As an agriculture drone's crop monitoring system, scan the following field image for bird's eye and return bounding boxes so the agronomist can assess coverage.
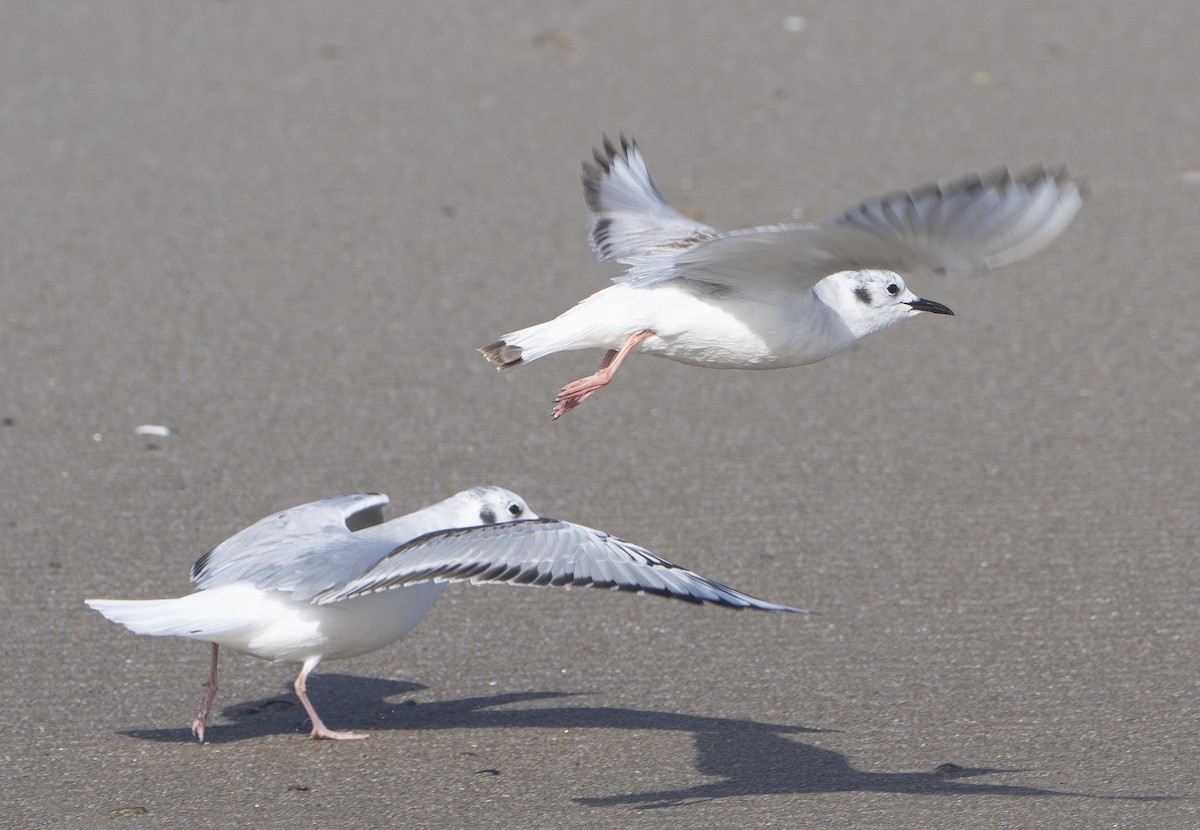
[508,503,523,517]
[886,283,900,296]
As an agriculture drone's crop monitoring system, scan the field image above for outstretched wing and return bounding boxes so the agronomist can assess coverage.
[313,518,804,613]
[583,134,718,270]
[190,493,390,590]
[622,165,1083,290]
[829,164,1084,274]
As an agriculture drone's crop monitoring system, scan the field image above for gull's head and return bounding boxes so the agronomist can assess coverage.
[817,270,954,338]
[447,485,539,527]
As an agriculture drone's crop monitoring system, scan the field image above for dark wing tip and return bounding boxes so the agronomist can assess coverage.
[588,132,637,173]
[966,163,1085,199]
[1024,162,1088,198]
[582,131,638,209]
[190,547,215,582]
[601,133,618,162]
[846,162,1085,227]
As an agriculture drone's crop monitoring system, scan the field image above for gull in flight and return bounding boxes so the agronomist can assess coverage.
[86,486,800,741]
[481,135,1083,418]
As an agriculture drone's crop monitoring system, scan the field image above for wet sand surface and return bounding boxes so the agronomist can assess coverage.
[1,3,1196,828]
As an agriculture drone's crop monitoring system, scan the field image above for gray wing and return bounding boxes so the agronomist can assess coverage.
[621,165,1083,289]
[583,134,718,267]
[312,518,805,613]
[189,493,390,592]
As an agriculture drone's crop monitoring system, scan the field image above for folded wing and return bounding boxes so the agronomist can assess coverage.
[190,493,391,592]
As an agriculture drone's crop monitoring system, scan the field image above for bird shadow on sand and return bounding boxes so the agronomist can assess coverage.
[122,673,1171,808]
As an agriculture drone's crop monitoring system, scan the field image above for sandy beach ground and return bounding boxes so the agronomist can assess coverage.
[1,3,1195,828]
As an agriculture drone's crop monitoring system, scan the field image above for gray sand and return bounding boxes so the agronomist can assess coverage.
[1,3,1195,828]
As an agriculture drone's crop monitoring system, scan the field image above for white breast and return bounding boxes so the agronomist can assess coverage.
[630,282,858,369]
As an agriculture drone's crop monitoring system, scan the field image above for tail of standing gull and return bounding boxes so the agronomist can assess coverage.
[85,585,268,641]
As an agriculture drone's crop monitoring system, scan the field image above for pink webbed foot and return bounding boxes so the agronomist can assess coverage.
[294,656,369,741]
[550,330,655,420]
[308,724,371,741]
[552,373,610,419]
[190,712,210,742]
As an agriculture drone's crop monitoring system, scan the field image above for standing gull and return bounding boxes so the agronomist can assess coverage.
[86,486,801,741]
[480,135,1084,418]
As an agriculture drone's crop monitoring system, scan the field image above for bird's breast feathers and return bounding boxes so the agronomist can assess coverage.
[629,282,853,369]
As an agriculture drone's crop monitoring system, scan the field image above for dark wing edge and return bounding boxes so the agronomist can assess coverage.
[833,164,1085,275]
[664,163,1084,291]
[583,133,718,267]
[312,518,806,613]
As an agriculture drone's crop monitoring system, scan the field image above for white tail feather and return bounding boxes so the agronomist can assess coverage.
[481,317,591,369]
[85,585,270,640]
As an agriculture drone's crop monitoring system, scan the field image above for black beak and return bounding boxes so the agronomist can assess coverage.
[906,297,955,316]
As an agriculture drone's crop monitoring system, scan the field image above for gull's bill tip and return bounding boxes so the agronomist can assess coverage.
[906,297,955,316]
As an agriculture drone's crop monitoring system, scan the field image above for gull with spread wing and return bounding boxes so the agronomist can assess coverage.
[481,135,1084,418]
[86,486,801,741]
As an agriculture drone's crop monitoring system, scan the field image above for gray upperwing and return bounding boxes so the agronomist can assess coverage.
[584,134,718,266]
[633,164,1083,290]
[190,493,391,591]
[312,518,806,613]
[831,164,1084,275]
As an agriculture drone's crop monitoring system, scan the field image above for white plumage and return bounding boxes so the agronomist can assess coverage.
[481,134,1083,418]
[87,486,800,741]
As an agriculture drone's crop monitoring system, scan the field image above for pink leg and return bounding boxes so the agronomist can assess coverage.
[191,643,219,742]
[552,329,655,420]
[295,657,369,740]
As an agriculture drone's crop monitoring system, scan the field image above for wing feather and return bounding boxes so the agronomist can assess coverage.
[189,493,390,590]
[619,164,1083,290]
[312,518,803,613]
[583,134,718,266]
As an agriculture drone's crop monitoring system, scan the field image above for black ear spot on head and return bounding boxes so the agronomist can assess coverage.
[479,507,497,524]
[854,286,872,305]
